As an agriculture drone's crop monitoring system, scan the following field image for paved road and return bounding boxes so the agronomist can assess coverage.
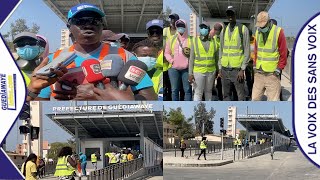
[164,146,320,180]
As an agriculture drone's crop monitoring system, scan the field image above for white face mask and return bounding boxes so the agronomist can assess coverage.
[137,56,156,71]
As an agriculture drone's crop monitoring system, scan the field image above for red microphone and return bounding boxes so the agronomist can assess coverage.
[81,59,105,89]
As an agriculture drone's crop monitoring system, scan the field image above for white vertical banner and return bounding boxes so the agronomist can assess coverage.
[293,12,320,167]
[0,35,26,144]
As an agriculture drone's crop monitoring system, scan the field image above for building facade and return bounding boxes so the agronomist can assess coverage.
[61,29,70,49]
[189,12,197,37]
[227,106,237,138]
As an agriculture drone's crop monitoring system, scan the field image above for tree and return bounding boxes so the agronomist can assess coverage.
[163,6,172,28]
[194,102,216,135]
[46,139,75,160]
[3,18,40,50]
[239,130,247,140]
[166,107,195,139]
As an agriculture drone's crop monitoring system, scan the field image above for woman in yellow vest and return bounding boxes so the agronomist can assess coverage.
[21,153,38,180]
[165,19,192,101]
[54,146,77,180]
[197,137,207,160]
[189,22,219,101]
[91,152,98,170]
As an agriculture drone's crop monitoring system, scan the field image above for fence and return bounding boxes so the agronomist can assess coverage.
[88,158,143,180]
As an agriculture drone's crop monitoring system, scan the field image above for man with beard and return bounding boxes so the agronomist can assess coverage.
[33,3,157,101]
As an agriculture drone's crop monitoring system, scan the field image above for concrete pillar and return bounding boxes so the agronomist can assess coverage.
[75,125,80,155]
[254,0,259,32]
[199,0,202,25]
[140,120,144,155]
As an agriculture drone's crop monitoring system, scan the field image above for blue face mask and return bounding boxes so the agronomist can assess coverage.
[259,26,269,33]
[200,28,209,36]
[137,56,156,71]
[16,45,42,60]
[177,27,186,34]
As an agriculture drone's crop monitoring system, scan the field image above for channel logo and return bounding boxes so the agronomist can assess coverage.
[0,73,16,110]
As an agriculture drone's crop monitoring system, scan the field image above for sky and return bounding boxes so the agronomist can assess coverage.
[0,0,318,52]
[163,101,292,134]
[6,101,162,151]
[163,0,320,37]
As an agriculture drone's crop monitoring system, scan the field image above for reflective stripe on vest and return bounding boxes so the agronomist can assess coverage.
[200,140,207,149]
[22,71,30,86]
[193,37,217,73]
[120,154,128,163]
[256,24,281,72]
[91,154,97,163]
[170,34,192,53]
[54,156,75,177]
[49,44,126,97]
[221,25,244,68]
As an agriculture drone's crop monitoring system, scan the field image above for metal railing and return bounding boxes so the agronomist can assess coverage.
[44,161,56,176]
[88,158,143,180]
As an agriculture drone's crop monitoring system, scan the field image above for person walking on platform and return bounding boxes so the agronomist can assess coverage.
[54,147,77,180]
[198,137,208,160]
[180,139,187,157]
[91,152,98,170]
[79,152,87,176]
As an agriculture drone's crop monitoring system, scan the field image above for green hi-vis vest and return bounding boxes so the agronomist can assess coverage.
[193,37,217,73]
[91,154,97,163]
[170,34,193,54]
[54,156,75,177]
[105,153,117,164]
[221,25,245,68]
[22,71,30,86]
[255,24,281,73]
[200,140,207,149]
[120,154,128,163]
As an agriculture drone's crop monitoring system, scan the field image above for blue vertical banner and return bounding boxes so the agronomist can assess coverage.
[0,0,25,179]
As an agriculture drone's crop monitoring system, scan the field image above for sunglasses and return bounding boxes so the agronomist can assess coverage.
[70,17,103,26]
[15,39,46,48]
[148,28,162,36]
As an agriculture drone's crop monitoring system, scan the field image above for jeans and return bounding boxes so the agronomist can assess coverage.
[81,162,87,176]
[193,72,216,101]
[221,68,246,101]
[168,68,192,101]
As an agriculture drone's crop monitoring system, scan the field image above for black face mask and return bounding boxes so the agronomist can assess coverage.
[17,58,41,72]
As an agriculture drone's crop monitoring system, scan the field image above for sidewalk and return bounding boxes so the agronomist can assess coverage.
[164,149,235,167]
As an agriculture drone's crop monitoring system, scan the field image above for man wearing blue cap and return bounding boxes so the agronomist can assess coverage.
[31,3,157,101]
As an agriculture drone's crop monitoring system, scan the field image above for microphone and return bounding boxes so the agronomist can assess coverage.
[117,60,148,91]
[100,54,124,88]
[81,59,105,89]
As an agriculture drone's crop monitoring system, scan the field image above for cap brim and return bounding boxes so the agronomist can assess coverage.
[13,33,38,43]
[226,9,235,14]
[68,8,105,19]
[147,25,163,30]
[108,34,125,41]
[255,21,267,28]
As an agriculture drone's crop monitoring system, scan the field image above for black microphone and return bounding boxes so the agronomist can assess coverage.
[100,54,124,88]
[117,60,148,91]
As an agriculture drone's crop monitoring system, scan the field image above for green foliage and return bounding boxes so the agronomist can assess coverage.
[194,102,216,135]
[46,138,75,160]
[163,6,172,28]
[239,130,247,140]
[166,107,195,139]
[3,18,40,50]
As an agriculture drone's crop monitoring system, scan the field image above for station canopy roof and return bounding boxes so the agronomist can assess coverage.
[46,110,163,144]
[237,114,291,137]
[184,0,275,19]
[43,0,163,34]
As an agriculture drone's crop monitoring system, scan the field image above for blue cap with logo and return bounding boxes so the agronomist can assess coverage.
[68,3,105,20]
[146,19,163,30]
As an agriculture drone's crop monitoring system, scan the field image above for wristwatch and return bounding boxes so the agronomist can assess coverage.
[28,89,39,100]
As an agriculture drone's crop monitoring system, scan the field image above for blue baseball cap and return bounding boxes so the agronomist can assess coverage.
[146,19,163,30]
[68,3,105,20]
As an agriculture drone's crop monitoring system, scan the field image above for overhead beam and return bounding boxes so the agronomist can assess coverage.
[118,117,130,135]
[184,0,198,14]
[88,117,107,137]
[44,0,67,23]
[105,14,161,17]
[121,0,124,32]
[214,0,221,18]
[136,0,147,32]
[153,116,162,140]
[239,0,243,17]
[201,0,212,18]
[157,9,163,19]
[103,118,117,135]
[133,116,140,129]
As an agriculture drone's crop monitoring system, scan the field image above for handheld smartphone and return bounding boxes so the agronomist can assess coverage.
[36,51,77,77]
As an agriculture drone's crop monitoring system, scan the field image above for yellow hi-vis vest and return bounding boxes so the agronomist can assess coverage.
[22,71,30,85]
[221,25,245,68]
[200,140,207,149]
[152,50,163,94]
[193,37,217,73]
[120,154,128,163]
[105,153,117,164]
[54,156,75,177]
[91,154,97,163]
[255,24,281,72]
[170,34,192,53]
